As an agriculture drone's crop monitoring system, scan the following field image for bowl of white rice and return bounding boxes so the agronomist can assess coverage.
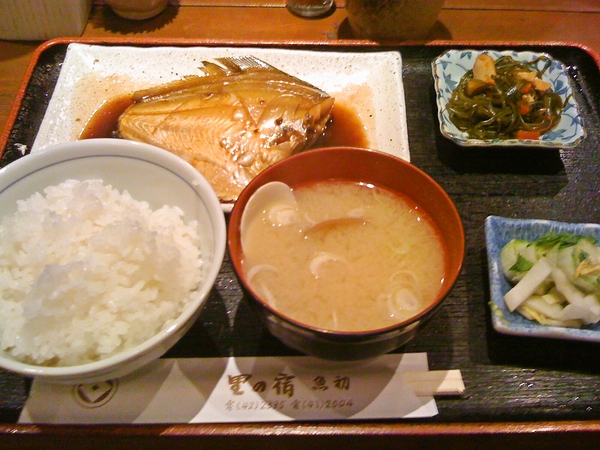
[0,138,226,383]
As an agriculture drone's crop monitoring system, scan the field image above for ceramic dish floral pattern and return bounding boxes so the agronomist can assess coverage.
[432,49,585,148]
[485,215,600,341]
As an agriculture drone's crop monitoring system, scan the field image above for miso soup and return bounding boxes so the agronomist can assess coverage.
[242,181,447,332]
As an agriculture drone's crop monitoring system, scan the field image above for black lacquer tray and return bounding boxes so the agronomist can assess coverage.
[1,38,600,439]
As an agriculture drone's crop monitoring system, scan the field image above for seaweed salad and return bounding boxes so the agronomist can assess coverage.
[446,54,568,140]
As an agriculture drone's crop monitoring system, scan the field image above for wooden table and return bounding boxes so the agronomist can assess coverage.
[1,1,600,448]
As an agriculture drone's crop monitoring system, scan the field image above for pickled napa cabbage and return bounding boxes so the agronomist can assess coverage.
[500,232,600,328]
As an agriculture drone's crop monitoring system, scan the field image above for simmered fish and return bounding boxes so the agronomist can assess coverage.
[118,56,335,201]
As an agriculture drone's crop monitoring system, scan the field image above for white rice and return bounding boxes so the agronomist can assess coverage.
[0,179,203,367]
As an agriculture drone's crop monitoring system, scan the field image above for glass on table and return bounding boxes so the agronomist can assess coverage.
[346,0,445,40]
[287,0,334,18]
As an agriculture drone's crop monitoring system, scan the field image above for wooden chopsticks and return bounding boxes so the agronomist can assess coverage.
[402,370,465,396]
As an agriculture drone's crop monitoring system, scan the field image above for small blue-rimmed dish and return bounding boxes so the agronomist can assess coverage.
[432,49,585,148]
[485,215,600,342]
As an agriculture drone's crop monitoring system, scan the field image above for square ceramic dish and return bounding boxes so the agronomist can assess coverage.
[485,215,600,342]
[432,49,585,148]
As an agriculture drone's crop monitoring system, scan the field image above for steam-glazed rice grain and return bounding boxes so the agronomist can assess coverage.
[0,179,203,366]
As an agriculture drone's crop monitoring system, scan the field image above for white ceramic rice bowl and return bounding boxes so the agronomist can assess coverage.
[0,139,226,383]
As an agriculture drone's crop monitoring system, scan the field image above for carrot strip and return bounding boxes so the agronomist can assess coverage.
[515,130,541,140]
[518,102,531,115]
[520,83,532,94]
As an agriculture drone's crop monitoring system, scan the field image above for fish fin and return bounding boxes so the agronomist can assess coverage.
[217,56,274,71]
[200,56,276,76]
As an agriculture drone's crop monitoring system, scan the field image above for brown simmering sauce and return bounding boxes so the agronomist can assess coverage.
[315,102,369,149]
[80,95,134,140]
[80,97,369,149]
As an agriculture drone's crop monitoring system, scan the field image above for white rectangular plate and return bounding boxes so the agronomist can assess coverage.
[32,44,410,164]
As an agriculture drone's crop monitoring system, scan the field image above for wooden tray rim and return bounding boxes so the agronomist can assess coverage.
[2,37,600,444]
